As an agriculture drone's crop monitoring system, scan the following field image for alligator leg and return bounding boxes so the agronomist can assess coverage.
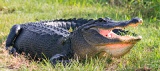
[6,25,21,56]
[50,54,71,66]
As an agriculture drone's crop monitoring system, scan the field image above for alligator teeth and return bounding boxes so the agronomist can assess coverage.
[124,35,142,39]
[129,23,139,27]
[113,27,124,30]
[107,34,111,37]
[129,19,143,27]
[125,35,133,37]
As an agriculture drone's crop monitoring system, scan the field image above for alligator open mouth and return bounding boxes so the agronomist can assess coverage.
[99,28,142,41]
[98,18,143,42]
[98,22,142,49]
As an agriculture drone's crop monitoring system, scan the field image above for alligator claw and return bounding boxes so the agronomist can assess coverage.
[9,48,18,57]
[6,47,9,50]
[50,54,71,66]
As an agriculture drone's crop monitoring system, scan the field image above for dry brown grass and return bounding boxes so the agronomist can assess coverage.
[0,42,39,71]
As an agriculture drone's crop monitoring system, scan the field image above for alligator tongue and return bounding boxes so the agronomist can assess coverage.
[99,29,116,38]
[99,29,133,48]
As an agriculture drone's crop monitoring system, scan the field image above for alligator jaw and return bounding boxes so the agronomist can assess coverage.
[97,21,142,57]
[97,28,142,57]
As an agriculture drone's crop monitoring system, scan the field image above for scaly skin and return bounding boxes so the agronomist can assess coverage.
[6,17,143,65]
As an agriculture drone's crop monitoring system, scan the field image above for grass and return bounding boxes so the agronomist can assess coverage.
[0,0,160,71]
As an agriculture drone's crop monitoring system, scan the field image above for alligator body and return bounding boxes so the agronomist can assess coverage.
[6,17,143,65]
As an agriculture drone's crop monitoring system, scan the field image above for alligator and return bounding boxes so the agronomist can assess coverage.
[6,17,143,65]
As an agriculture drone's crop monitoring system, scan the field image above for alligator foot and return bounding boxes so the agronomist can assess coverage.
[6,46,10,51]
[9,48,18,57]
[50,54,71,66]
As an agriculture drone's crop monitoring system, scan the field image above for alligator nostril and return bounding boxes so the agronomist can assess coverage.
[138,19,143,24]
[131,18,143,24]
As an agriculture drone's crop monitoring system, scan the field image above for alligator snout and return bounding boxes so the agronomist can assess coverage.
[128,18,143,27]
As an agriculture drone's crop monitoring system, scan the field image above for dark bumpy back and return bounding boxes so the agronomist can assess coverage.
[13,18,93,59]
[14,23,71,59]
[39,18,94,31]
[20,23,70,37]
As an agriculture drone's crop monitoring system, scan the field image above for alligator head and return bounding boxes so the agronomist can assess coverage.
[72,17,143,58]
